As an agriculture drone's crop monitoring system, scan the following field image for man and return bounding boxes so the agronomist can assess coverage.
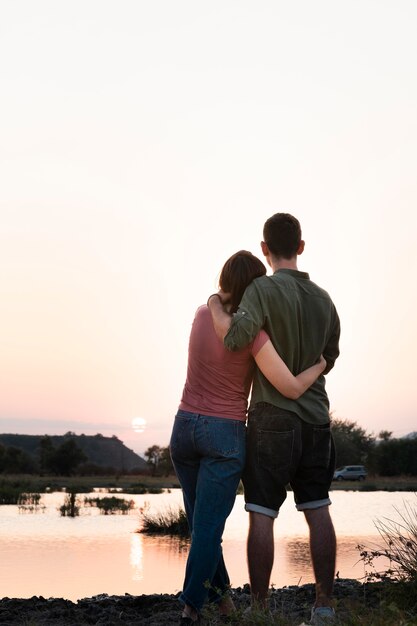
[208,213,340,625]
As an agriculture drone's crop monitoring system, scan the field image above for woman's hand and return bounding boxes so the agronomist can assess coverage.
[207,290,231,308]
[217,289,231,304]
[319,354,327,372]
[206,290,233,340]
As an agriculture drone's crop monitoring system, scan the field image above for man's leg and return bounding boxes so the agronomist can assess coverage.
[244,407,299,607]
[303,506,336,607]
[247,511,275,605]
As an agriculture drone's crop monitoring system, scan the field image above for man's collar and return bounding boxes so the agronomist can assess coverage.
[273,268,310,280]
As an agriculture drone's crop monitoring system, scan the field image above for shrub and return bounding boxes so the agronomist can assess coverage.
[84,496,135,515]
[18,493,45,513]
[59,491,81,517]
[0,482,23,504]
[138,503,189,537]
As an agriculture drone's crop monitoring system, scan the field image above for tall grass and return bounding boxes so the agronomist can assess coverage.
[138,503,189,536]
[357,497,417,620]
[84,496,135,514]
[17,492,45,513]
[358,498,417,583]
[59,491,81,517]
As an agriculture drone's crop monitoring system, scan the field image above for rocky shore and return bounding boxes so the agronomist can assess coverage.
[0,579,391,625]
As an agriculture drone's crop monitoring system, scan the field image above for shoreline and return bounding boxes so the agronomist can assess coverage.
[2,473,417,494]
[0,579,396,625]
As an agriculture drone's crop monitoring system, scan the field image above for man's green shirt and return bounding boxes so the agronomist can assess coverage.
[224,269,340,424]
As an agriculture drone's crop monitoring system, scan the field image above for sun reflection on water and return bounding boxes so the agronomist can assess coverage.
[130,533,144,581]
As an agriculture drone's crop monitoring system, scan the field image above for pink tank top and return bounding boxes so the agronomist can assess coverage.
[179,305,269,421]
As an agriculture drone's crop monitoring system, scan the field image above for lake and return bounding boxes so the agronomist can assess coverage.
[0,489,412,601]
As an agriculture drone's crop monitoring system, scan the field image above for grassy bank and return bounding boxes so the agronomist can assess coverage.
[0,473,416,498]
[329,475,417,492]
[0,473,181,503]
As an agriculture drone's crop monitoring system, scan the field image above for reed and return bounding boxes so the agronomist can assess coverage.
[358,498,417,584]
[138,504,189,536]
[84,495,135,514]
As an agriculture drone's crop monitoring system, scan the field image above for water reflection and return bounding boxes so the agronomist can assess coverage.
[283,538,312,585]
[0,490,411,600]
[282,535,390,586]
[130,534,143,581]
[130,533,191,588]
[286,538,311,568]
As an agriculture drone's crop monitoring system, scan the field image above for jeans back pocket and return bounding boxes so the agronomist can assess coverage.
[257,428,295,471]
[203,418,244,457]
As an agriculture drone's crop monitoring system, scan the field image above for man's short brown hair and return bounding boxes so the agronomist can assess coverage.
[263,213,301,259]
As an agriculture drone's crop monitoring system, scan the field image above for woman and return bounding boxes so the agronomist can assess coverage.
[170,251,326,625]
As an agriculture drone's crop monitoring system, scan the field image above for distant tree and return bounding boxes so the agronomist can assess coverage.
[51,439,87,475]
[144,445,163,476]
[1,446,36,474]
[378,430,393,441]
[143,445,174,476]
[371,438,417,476]
[0,443,5,472]
[159,446,175,476]
[39,436,55,474]
[331,418,375,467]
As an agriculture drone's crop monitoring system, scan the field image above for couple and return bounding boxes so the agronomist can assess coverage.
[170,213,340,625]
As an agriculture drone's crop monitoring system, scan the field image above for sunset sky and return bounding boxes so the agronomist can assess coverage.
[1,1,416,456]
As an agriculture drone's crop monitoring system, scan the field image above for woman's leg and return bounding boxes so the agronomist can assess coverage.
[170,411,203,520]
[208,553,236,615]
[170,412,201,621]
[180,416,246,612]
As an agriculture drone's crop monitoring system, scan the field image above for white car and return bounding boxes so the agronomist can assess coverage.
[333,465,367,481]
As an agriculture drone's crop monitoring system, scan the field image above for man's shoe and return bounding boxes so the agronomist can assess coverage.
[309,606,336,624]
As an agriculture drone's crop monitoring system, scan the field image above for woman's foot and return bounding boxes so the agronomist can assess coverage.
[180,604,200,624]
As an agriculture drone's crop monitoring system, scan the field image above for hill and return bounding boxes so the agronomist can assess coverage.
[0,432,148,472]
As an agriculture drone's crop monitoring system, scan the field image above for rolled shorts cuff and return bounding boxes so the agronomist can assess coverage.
[244,502,279,519]
[296,497,332,511]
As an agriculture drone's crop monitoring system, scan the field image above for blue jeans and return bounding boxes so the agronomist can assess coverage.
[170,410,246,612]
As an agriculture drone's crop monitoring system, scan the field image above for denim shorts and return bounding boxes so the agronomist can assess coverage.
[243,403,335,518]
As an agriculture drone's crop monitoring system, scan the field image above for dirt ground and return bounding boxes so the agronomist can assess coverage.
[0,579,389,625]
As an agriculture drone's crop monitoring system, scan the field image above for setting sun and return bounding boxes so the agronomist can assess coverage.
[131,417,147,434]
